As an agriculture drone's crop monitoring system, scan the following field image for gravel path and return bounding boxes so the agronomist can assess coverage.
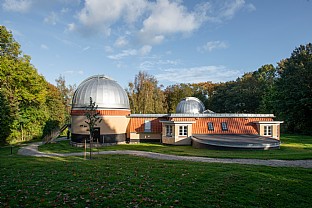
[17,142,312,169]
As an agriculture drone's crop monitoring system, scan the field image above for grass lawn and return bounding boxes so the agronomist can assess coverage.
[39,134,312,160]
[0,152,312,207]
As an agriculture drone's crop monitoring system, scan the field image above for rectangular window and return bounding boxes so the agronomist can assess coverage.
[179,126,188,136]
[166,125,173,137]
[221,122,228,131]
[264,125,272,136]
[208,122,214,131]
[144,120,151,132]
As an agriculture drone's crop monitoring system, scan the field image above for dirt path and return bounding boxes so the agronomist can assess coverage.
[17,142,312,169]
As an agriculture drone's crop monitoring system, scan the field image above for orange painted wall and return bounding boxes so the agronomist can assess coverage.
[129,117,274,135]
[71,109,130,116]
[129,117,163,133]
[192,117,273,134]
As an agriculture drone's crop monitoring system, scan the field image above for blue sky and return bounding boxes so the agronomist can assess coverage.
[1,0,312,88]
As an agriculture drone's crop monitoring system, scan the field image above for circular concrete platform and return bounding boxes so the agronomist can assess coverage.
[192,134,280,150]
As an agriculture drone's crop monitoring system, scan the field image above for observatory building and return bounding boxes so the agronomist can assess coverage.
[71,75,130,143]
[71,75,283,150]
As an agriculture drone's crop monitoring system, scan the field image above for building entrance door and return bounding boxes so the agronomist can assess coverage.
[93,127,100,142]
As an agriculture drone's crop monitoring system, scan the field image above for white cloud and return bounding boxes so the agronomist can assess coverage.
[2,0,32,13]
[74,0,255,45]
[114,36,128,48]
[40,44,49,50]
[205,0,256,23]
[155,66,242,83]
[139,0,204,44]
[107,45,152,60]
[140,59,180,71]
[66,23,76,31]
[198,41,228,52]
[44,12,59,25]
[139,45,152,56]
[107,49,137,60]
[77,0,147,34]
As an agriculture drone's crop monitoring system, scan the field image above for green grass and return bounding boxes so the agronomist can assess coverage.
[0,153,311,207]
[39,134,312,160]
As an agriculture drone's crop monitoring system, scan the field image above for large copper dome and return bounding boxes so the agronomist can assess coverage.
[72,75,130,109]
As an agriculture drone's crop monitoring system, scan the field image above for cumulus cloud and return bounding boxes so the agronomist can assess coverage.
[74,0,255,46]
[2,0,32,13]
[77,0,147,34]
[138,0,205,44]
[198,41,228,52]
[155,65,242,83]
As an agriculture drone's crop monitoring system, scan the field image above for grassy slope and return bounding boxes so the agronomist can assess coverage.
[39,134,312,160]
[0,154,311,208]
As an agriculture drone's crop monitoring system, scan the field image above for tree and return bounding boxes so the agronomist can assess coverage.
[55,75,76,121]
[127,71,166,114]
[84,97,102,159]
[0,91,12,144]
[0,26,69,143]
[273,43,312,134]
[0,25,21,58]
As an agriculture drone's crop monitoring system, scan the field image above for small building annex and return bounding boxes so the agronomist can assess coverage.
[71,75,283,150]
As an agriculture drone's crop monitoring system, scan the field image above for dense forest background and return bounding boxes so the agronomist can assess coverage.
[1,25,311,144]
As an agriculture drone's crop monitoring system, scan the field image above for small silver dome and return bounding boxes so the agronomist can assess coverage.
[176,97,205,114]
[72,75,130,109]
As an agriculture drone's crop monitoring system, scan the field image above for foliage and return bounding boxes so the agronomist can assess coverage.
[0,153,311,207]
[209,64,277,113]
[127,71,166,113]
[0,91,12,144]
[55,75,76,121]
[273,43,312,134]
[84,97,102,134]
[84,97,102,158]
[0,26,67,143]
[0,25,21,58]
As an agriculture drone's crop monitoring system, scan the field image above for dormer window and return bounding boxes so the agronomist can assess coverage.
[221,122,228,131]
[208,122,214,131]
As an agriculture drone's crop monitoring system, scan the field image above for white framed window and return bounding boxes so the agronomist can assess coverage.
[166,125,173,137]
[208,122,214,131]
[221,122,228,131]
[264,125,272,136]
[179,126,187,136]
[144,120,151,132]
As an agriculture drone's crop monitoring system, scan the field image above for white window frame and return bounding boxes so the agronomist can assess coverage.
[179,125,188,136]
[144,120,151,132]
[264,125,272,136]
[166,125,173,137]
